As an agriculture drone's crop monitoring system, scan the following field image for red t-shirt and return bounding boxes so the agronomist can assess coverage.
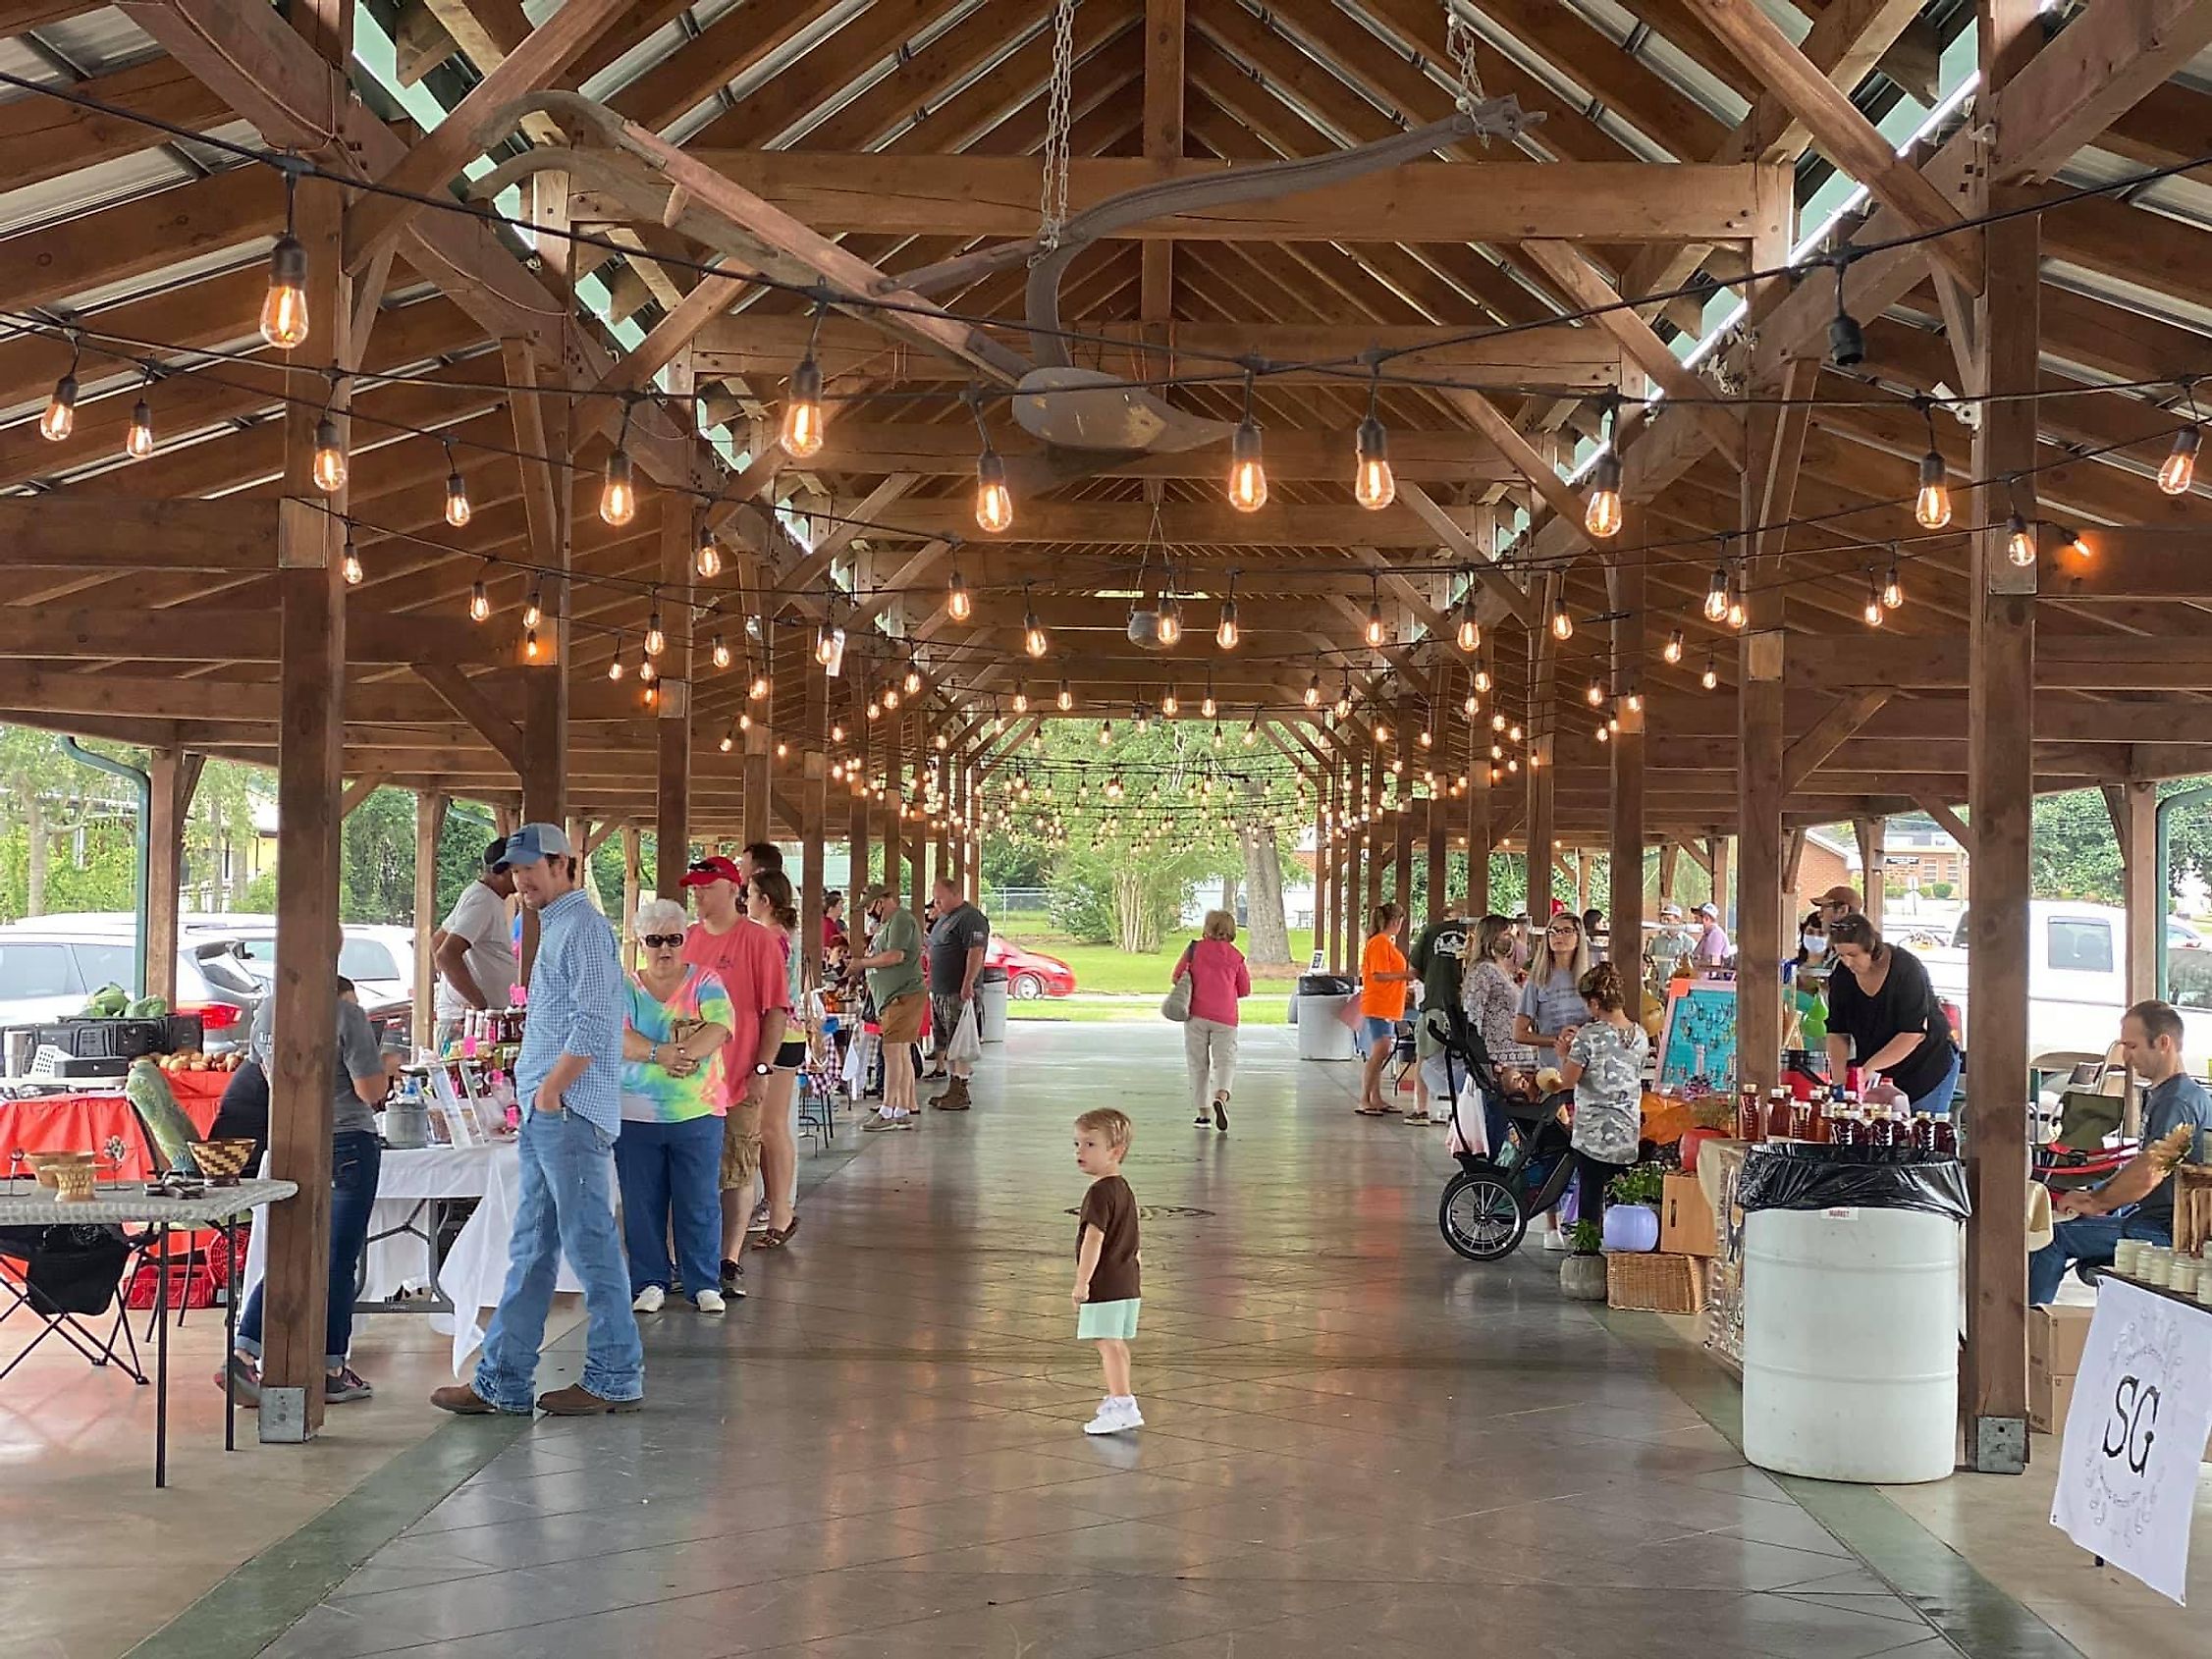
[681,917,791,1082]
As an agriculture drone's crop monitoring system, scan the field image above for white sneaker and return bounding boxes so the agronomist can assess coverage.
[693,1290,726,1313]
[1083,1397,1143,1436]
[632,1284,666,1312]
[1540,1230,1570,1253]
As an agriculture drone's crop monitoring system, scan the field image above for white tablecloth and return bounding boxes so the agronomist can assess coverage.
[241,1141,583,1375]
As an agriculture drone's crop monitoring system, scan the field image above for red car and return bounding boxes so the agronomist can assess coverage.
[985,936,1077,999]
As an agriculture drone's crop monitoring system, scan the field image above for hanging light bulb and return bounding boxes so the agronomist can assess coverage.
[1474,661,1491,694]
[1202,677,1217,721]
[1583,450,1623,538]
[1549,597,1573,641]
[468,579,490,622]
[1701,652,1719,691]
[1374,718,1391,744]
[524,625,540,660]
[1334,673,1354,720]
[974,443,1013,534]
[695,532,722,580]
[1245,714,1261,748]
[1881,559,1904,611]
[1594,722,1609,744]
[903,663,923,696]
[749,666,771,701]
[1157,592,1182,646]
[1161,685,1179,717]
[881,684,897,709]
[1013,688,1030,715]
[1455,595,1480,654]
[1464,689,1480,717]
[1216,591,1240,651]
[1304,673,1322,709]
[260,176,311,348]
[781,338,825,458]
[1625,686,1644,715]
[444,462,471,528]
[1211,722,1224,750]
[341,533,363,587]
[2061,524,2092,561]
[1915,448,1950,529]
[127,393,154,459]
[608,640,625,681]
[1585,678,1605,708]
[643,677,660,710]
[601,446,636,526]
[1023,593,1049,659]
[1725,582,1746,631]
[1057,679,1073,712]
[1863,574,1884,627]
[1353,406,1394,510]
[2159,425,2200,496]
[1098,719,1113,747]
[2006,510,2035,568]
[1663,627,1684,666]
[1703,565,1729,622]
[720,728,736,754]
[1417,724,1432,749]
[1228,370,1267,511]
[711,633,731,669]
[644,608,667,658]
[864,698,881,721]
[37,351,77,442]
[1364,584,1386,648]
[521,586,542,629]
[1491,711,1506,732]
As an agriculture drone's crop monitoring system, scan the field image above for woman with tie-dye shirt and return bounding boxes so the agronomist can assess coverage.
[614,898,735,1312]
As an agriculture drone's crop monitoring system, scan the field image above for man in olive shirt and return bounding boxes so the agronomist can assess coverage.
[1406,891,1471,1125]
[854,883,926,1131]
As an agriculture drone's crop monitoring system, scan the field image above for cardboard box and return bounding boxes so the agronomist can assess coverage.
[2028,1305,2094,1376]
[2029,1362,2077,1435]
[1660,1172,1718,1258]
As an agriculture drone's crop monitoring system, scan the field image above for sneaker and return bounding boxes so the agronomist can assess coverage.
[1195,1112,1213,1126]
[694,1290,727,1313]
[1083,1397,1144,1436]
[863,1111,912,1132]
[535,1383,643,1416]
[633,1284,667,1312]
[325,1366,373,1404]
[1540,1229,1570,1253]
[213,1355,260,1408]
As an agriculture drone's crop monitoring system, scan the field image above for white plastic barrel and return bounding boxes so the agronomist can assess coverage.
[1295,992,1357,1060]
[1742,1206,1962,1483]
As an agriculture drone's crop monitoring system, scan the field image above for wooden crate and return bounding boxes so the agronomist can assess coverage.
[1606,1251,1706,1314]
[2176,1166,2212,1258]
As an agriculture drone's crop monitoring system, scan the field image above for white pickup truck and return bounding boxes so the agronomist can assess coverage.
[1913,901,2212,1071]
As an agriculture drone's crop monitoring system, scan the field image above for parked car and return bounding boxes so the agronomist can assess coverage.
[0,919,265,1053]
[1916,901,2212,1070]
[187,917,415,1010]
[983,936,1077,999]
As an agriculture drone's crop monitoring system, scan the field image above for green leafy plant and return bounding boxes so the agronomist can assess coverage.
[1607,1163,1664,1206]
[1568,1219,1604,1256]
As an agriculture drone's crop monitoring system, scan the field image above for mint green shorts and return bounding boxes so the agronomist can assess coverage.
[1077,1298,1140,1341]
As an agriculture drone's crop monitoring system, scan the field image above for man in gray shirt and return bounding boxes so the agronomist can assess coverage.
[925,877,990,1110]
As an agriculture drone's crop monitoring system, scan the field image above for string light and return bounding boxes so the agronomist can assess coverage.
[341,532,362,586]
[972,393,1013,533]
[1013,688,1030,715]
[1585,678,1604,708]
[601,445,635,526]
[608,637,625,680]
[1098,719,1113,747]
[2006,509,2035,567]
[1202,670,1217,721]
[522,586,542,629]
[1584,393,1623,538]
[1455,592,1480,653]
[443,444,471,527]
[1914,400,1950,528]
[1057,679,1073,711]
[1354,365,1394,509]
[781,305,826,458]
[1364,578,1386,648]
[468,578,490,622]
[1474,660,1491,694]
[711,633,731,669]
[126,378,154,458]
[1161,685,1179,717]
[695,529,722,579]
[39,341,79,441]
[1227,369,1267,512]
[1216,578,1241,651]
[2061,524,2092,561]
[1549,596,1573,641]
[1725,580,1746,631]
[1625,685,1644,715]
[524,625,539,660]
[1862,573,1884,626]
[1881,557,1904,611]
[1702,564,1729,622]
[1244,711,1261,747]
[749,666,771,701]
[2160,425,2199,496]
[259,168,310,349]
[1023,586,1049,658]
[644,606,667,657]
[1826,254,1863,367]
[1157,590,1182,646]
[311,404,346,493]
[1701,651,1719,691]
[1663,627,1684,666]
[720,727,735,753]
[1304,673,1322,709]
[1334,672,1354,720]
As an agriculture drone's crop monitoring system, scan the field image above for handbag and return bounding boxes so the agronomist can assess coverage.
[1160,941,1197,1023]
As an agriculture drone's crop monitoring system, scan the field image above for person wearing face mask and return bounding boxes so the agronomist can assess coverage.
[1787,911,1830,1050]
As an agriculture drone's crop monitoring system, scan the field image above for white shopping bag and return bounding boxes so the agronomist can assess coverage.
[946,1002,982,1065]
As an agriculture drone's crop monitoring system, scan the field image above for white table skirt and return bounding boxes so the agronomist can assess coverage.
[241,1141,585,1375]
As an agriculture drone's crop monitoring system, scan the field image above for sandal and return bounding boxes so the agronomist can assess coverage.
[760,1214,802,1249]
[1355,1105,1393,1116]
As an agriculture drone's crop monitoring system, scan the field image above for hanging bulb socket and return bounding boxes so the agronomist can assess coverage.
[468,579,490,623]
[1215,594,1241,651]
[1157,592,1182,646]
[1863,574,1884,627]
[1304,673,1322,709]
[1455,596,1480,654]
[695,534,722,579]
[521,586,542,629]
[1663,627,1684,666]
[311,413,346,493]
[2006,510,2035,568]
[1227,412,1267,513]
[781,351,825,459]
[39,362,78,444]
[2159,425,2200,496]
[1353,411,1394,510]
[644,610,666,657]
[444,467,471,528]
[601,446,636,526]
[1914,447,1950,529]
[1827,258,1864,368]
[1056,678,1073,711]
[974,444,1013,534]
[1702,565,1729,622]
[1701,654,1719,691]
[259,222,311,350]
[340,534,362,587]
[1549,597,1573,641]
[1364,592,1386,648]
[127,396,154,459]
[1583,449,1623,539]
[947,568,972,621]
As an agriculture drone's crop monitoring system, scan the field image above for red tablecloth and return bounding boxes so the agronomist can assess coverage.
[0,1074,226,1182]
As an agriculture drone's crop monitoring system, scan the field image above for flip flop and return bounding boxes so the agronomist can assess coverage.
[1354,1105,1394,1116]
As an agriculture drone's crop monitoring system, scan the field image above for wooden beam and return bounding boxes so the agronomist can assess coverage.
[1393,484,1534,624]
[859,500,1489,547]
[677,151,1788,243]
[0,498,283,570]
[1781,691,1895,792]
[0,606,509,665]
[145,747,204,1007]
[0,166,285,315]
[339,773,391,818]
[654,507,691,897]
[0,56,232,190]
[415,665,528,776]
[1142,0,1184,323]
[412,788,448,1052]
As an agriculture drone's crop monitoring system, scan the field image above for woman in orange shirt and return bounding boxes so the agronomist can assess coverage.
[1355,902,1415,1116]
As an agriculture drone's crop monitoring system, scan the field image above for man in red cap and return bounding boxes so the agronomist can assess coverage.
[679,854,789,1297]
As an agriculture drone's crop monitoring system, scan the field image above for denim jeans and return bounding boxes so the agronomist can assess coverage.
[1910,1048,1963,1117]
[473,1107,643,1410]
[613,1113,724,1298]
[238,1129,381,1368]
[2028,1210,2172,1306]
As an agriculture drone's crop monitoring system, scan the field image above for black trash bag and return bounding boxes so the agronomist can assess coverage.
[0,1223,132,1315]
[1737,1141,1971,1223]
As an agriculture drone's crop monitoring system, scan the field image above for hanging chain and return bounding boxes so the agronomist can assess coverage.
[1445,3,1485,113]
[1037,0,1077,254]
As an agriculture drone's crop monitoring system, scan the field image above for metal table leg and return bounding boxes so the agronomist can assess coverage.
[223,1214,237,1454]
[154,1220,169,1489]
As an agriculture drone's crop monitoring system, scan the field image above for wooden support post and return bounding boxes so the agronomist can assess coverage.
[1962,144,2039,1473]
[2117,781,2158,1007]
[800,637,828,990]
[1609,536,1646,957]
[849,659,872,892]
[1710,836,1733,924]
[654,509,692,897]
[1469,740,1492,916]
[1393,751,1415,917]
[742,722,772,855]
[1856,816,1888,930]
[513,334,569,984]
[1783,829,1807,900]
[1313,779,1329,968]
[620,824,641,963]
[1528,587,1557,915]
[1658,842,1680,909]
[1365,745,1385,921]
[411,788,447,1053]
[1426,786,1447,920]
[145,747,204,1007]
[882,715,903,901]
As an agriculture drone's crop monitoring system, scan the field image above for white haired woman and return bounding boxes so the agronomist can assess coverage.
[1171,909,1251,1131]
[616,897,735,1313]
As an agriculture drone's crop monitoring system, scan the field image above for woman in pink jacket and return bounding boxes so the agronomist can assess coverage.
[1172,910,1252,1132]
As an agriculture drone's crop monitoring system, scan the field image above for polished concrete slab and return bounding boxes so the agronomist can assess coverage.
[151,1024,2094,1657]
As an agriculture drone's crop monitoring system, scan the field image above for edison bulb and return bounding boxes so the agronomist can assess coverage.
[975,447,1013,533]
[781,355,824,458]
[259,233,310,349]
[127,398,154,459]
[1583,452,1623,538]
[600,448,636,526]
[1353,414,1393,510]
[1227,418,1267,512]
[1914,450,1950,529]
[310,415,347,493]
[2160,427,2199,496]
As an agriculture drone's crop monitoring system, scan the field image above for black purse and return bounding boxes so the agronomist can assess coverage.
[0,1223,132,1315]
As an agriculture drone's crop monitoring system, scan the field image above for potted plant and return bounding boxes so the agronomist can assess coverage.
[1602,1164,1664,1253]
[1559,1219,1609,1300]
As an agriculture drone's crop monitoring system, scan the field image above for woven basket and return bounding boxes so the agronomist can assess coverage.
[51,1162,98,1204]
[1606,1251,1705,1314]
[27,1151,95,1190]
[188,1139,258,1182]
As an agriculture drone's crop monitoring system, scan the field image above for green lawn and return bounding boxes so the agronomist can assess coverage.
[998,924,1318,995]
[1010,994,1293,1025]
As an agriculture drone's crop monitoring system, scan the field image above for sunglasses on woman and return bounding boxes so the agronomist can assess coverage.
[641,933,686,948]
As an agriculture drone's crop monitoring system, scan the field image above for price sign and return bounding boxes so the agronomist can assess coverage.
[2049,1277,2212,1604]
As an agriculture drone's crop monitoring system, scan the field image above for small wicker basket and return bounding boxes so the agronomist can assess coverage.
[187,1139,258,1183]
[1606,1251,1706,1314]
[27,1151,95,1191]
[51,1161,98,1203]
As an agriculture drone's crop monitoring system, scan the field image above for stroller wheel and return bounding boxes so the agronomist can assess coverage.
[1439,1168,1526,1262]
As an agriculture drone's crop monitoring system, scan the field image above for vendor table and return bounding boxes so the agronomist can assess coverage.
[0,1178,295,1487]
[0,1074,226,1181]
[240,1140,582,1376]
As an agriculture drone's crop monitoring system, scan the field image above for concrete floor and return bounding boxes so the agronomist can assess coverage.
[10,1022,2185,1656]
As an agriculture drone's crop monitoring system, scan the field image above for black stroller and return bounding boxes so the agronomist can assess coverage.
[1428,1002,1581,1261]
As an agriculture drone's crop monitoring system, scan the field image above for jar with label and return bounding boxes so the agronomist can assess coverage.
[2143,1249,2173,1289]
[2114,1237,2146,1276]
[2171,1255,2201,1296]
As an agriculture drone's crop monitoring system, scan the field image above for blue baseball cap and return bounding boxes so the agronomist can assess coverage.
[503,822,573,866]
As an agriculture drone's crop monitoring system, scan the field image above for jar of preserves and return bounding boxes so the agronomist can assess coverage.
[1736,1084,1764,1143]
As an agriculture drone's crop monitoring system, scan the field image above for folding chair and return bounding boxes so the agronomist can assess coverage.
[0,1223,148,1386]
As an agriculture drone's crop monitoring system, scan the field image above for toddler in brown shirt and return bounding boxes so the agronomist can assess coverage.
[1072,1107,1141,1435]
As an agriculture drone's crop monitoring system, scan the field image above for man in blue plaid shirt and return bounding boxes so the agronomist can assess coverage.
[433,824,644,1417]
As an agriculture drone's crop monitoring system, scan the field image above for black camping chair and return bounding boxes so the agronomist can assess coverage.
[1430,1002,1579,1261]
[0,1222,148,1386]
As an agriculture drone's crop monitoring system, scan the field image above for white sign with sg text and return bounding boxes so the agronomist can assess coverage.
[2049,1276,2212,1605]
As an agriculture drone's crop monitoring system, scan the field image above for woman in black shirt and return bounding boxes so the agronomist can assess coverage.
[1822,913,1961,1115]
